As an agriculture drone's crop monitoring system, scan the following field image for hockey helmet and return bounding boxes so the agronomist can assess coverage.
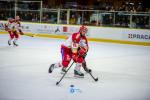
[79,25,87,36]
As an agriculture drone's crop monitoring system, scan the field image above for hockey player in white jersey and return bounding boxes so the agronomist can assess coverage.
[49,25,91,77]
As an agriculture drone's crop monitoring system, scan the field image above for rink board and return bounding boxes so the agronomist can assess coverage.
[0,21,150,46]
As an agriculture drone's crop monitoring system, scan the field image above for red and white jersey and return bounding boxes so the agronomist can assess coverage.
[62,32,88,49]
[5,19,15,31]
[12,20,22,33]
[15,20,21,30]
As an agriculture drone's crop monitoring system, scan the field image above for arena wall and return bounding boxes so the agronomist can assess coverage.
[0,21,150,46]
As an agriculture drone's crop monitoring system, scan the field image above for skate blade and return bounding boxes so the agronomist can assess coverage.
[74,75,84,78]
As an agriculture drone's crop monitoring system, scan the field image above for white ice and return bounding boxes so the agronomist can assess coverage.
[0,34,150,100]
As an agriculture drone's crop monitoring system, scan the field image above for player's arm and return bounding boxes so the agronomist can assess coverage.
[71,42,80,62]
[4,22,9,31]
[79,37,89,53]
[17,22,24,35]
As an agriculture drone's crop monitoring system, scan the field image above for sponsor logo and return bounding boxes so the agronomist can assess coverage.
[55,27,60,33]
[63,26,68,32]
[69,85,82,94]
[128,34,150,40]
[22,26,29,29]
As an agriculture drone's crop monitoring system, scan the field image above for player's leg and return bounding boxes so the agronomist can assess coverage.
[60,47,72,74]
[13,31,19,46]
[49,62,61,73]
[73,47,87,77]
[8,31,14,45]
[82,60,92,73]
[74,57,84,77]
[49,46,71,73]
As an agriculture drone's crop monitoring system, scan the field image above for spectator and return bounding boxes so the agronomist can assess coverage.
[76,14,81,24]
[70,15,76,24]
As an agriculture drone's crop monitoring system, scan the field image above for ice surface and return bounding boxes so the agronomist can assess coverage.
[0,34,150,100]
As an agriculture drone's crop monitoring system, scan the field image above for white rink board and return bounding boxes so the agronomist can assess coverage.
[0,21,150,42]
[88,27,150,42]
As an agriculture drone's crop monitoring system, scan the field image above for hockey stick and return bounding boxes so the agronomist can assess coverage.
[77,45,99,82]
[82,54,98,82]
[24,34,33,37]
[88,71,98,82]
[56,61,74,85]
[82,60,98,82]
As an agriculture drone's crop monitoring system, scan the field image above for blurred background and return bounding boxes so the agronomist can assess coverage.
[0,0,149,29]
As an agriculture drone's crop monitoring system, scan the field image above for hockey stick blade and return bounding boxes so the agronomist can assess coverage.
[56,62,74,85]
[89,72,98,82]
[94,77,98,81]
[56,82,59,85]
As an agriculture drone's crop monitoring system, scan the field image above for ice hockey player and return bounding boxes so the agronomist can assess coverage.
[15,16,24,35]
[5,18,15,45]
[5,16,23,46]
[49,25,91,77]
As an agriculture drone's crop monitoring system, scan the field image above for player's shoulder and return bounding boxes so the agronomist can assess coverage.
[15,20,21,23]
[72,32,81,43]
[82,35,87,39]
[72,32,78,35]
[72,32,80,38]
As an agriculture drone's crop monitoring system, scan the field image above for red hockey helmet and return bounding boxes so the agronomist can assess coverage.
[79,25,88,36]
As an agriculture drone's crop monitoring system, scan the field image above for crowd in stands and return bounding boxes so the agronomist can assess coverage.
[0,1,149,29]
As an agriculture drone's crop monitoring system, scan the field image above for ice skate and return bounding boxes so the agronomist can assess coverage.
[74,63,84,78]
[74,70,84,78]
[8,40,11,46]
[61,67,67,74]
[13,41,18,46]
[49,64,55,73]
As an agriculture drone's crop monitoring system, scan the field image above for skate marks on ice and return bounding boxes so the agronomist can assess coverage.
[48,70,150,100]
[48,68,100,86]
